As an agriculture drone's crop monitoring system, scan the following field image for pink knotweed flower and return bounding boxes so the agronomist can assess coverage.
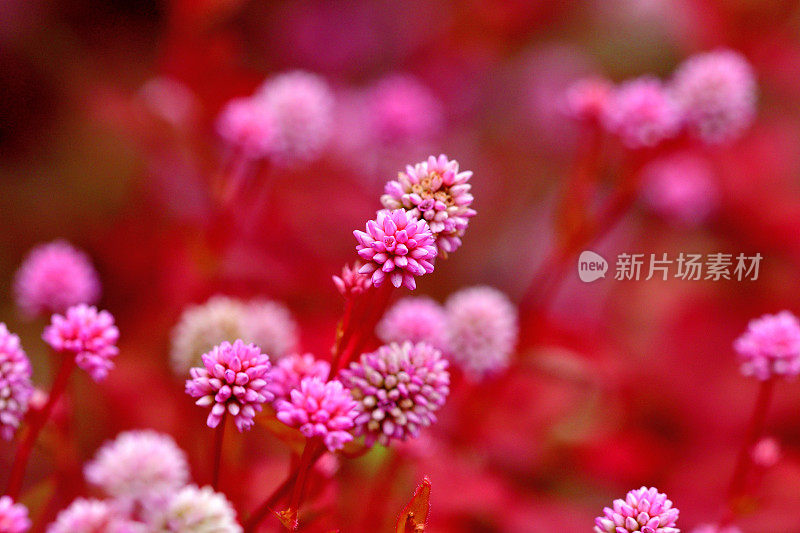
[0,324,32,441]
[564,77,614,122]
[215,97,276,160]
[354,209,437,290]
[146,485,241,533]
[381,155,475,256]
[376,297,449,351]
[43,304,119,382]
[185,340,273,432]
[14,241,100,318]
[84,430,189,505]
[751,436,781,468]
[241,299,299,361]
[275,377,358,452]
[444,286,518,380]
[339,341,450,447]
[733,311,800,380]
[671,49,756,144]
[47,499,140,533]
[332,262,373,297]
[256,70,334,166]
[594,486,680,533]
[365,74,443,144]
[0,496,31,533]
[639,152,718,226]
[266,353,331,402]
[602,77,681,148]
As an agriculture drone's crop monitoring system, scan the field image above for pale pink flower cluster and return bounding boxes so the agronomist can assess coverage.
[733,310,800,380]
[364,74,443,144]
[0,324,32,440]
[602,77,681,149]
[332,262,373,297]
[0,496,30,533]
[266,352,331,402]
[46,499,141,533]
[376,296,449,351]
[594,486,679,533]
[639,152,718,226]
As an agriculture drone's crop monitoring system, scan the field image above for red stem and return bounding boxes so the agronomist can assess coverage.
[211,413,227,491]
[6,357,75,499]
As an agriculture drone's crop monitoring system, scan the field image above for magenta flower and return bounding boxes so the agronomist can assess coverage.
[445,286,518,380]
[381,155,475,256]
[14,241,100,318]
[215,97,276,160]
[185,340,273,432]
[43,304,119,382]
[671,49,756,144]
[0,324,32,441]
[734,311,800,380]
[276,377,358,452]
[266,353,331,402]
[339,341,450,447]
[564,77,613,122]
[332,262,373,297]
[354,209,437,290]
[639,152,718,226]
[365,74,443,144]
[603,77,681,148]
[376,297,449,352]
[0,496,30,533]
[594,487,680,533]
[46,499,139,533]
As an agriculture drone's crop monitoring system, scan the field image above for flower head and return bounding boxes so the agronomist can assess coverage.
[185,340,273,432]
[0,324,32,441]
[215,97,276,160]
[14,241,100,318]
[564,77,614,122]
[376,297,448,351]
[0,496,30,533]
[146,485,241,533]
[365,74,443,143]
[444,286,518,380]
[381,155,475,256]
[47,499,139,533]
[639,152,717,226]
[355,209,437,290]
[594,487,679,533]
[339,341,450,447]
[43,304,119,382]
[671,49,756,144]
[603,77,681,148]
[84,430,189,505]
[332,262,373,297]
[276,377,358,451]
[256,70,334,166]
[241,299,299,361]
[733,311,800,380]
[266,353,331,402]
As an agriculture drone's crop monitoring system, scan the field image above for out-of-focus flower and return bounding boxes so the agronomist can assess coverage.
[639,152,718,226]
[275,377,358,452]
[594,486,679,533]
[603,77,681,148]
[185,340,273,432]
[365,74,443,143]
[751,436,781,468]
[444,286,518,379]
[690,525,742,533]
[355,209,437,290]
[671,49,757,144]
[139,77,198,128]
[256,70,334,166]
[46,499,139,533]
[376,296,448,351]
[266,353,331,402]
[339,341,449,446]
[564,77,613,122]
[146,485,241,533]
[43,304,119,382]
[170,296,297,375]
[381,155,475,256]
[14,241,100,318]
[0,496,30,533]
[332,262,373,297]
[733,311,800,380]
[215,97,276,160]
[0,324,32,441]
[84,430,189,505]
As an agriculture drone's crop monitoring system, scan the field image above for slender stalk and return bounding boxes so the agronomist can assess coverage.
[6,357,75,499]
[211,413,227,491]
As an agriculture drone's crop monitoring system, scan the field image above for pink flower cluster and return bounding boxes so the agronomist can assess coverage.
[602,77,681,149]
[332,262,373,297]
[376,296,449,351]
[0,496,30,533]
[267,353,331,402]
[42,304,120,382]
[185,340,273,432]
[594,486,679,533]
[733,310,800,380]
[0,324,32,441]
[364,74,443,144]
